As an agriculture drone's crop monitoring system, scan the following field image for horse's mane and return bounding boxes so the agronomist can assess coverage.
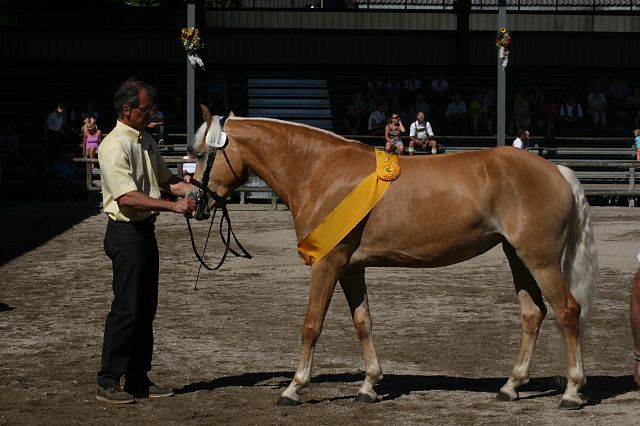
[225,116,359,144]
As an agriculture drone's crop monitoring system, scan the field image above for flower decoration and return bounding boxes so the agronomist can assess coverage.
[377,161,401,182]
[181,27,205,70]
[495,27,511,69]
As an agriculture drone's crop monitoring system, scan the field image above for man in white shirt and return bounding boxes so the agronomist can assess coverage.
[408,111,437,155]
[512,129,530,150]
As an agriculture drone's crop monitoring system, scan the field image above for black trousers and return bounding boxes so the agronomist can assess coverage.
[97,217,159,388]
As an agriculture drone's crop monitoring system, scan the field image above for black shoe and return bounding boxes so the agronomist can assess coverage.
[125,381,174,399]
[96,385,135,404]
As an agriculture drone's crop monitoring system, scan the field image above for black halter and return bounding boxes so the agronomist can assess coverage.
[185,117,252,275]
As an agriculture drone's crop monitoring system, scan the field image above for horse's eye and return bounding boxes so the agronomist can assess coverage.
[196,153,205,160]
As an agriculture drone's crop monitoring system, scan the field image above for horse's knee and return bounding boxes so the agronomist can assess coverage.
[556,298,581,329]
[521,309,545,333]
[352,311,371,339]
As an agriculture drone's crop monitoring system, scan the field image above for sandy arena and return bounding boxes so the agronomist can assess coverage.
[1,204,640,425]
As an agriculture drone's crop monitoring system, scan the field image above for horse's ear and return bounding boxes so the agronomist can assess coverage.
[228,111,236,118]
[200,104,212,124]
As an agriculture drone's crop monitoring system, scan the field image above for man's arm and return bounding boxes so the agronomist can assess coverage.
[159,174,192,197]
[631,267,640,385]
[117,188,195,214]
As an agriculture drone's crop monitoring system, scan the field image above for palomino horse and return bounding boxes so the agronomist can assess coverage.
[188,106,597,409]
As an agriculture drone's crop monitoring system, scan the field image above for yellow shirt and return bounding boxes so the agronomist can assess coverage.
[98,120,172,222]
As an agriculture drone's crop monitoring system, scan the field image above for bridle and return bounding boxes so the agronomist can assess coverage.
[185,116,252,277]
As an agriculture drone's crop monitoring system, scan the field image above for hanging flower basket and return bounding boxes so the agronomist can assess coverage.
[495,27,511,69]
[181,27,205,70]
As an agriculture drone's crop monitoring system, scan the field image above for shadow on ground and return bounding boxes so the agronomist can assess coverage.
[0,202,99,265]
[175,371,636,406]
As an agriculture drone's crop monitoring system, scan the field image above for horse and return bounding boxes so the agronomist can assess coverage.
[187,105,598,409]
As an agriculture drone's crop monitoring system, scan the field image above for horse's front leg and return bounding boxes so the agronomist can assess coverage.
[339,268,383,403]
[277,258,341,405]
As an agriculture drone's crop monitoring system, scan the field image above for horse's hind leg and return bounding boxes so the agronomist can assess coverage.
[339,268,383,403]
[498,243,547,402]
[277,260,340,406]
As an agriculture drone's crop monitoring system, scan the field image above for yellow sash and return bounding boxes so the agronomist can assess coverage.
[297,150,400,266]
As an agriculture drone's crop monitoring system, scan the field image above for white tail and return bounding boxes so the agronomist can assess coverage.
[556,165,598,325]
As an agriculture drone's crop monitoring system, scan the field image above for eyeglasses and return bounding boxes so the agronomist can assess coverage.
[133,104,156,114]
[391,116,399,119]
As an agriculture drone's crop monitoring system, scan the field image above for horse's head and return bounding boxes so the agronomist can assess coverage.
[188,105,248,220]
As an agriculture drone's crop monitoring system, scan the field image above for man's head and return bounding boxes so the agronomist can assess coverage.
[416,112,425,122]
[114,78,157,131]
[56,103,65,114]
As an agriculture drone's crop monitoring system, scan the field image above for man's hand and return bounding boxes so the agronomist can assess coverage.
[172,197,197,214]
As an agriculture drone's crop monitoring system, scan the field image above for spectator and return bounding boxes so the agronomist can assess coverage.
[96,77,196,404]
[182,146,196,182]
[608,75,630,112]
[512,128,530,150]
[626,88,640,129]
[509,90,531,136]
[82,122,102,168]
[469,92,493,135]
[206,74,229,115]
[430,73,449,105]
[403,72,421,95]
[445,92,467,134]
[44,102,68,154]
[633,128,640,161]
[147,107,165,144]
[81,101,99,134]
[385,113,405,155]
[539,97,561,149]
[586,85,607,128]
[368,102,386,136]
[342,89,368,134]
[558,96,584,136]
[412,92,430,121]
[0,123,19,169]
[408,111,437,155]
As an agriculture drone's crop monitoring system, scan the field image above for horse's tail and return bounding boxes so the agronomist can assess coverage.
[556,165,598,327]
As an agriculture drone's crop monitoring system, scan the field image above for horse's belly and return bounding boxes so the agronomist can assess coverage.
[350,230,503,268]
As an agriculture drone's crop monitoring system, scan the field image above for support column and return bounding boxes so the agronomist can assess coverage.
[187,0,195,147]
[497,0,506,146]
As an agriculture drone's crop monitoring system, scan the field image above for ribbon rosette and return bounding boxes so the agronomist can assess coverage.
[495,27,511,69]
[181,27,205,70]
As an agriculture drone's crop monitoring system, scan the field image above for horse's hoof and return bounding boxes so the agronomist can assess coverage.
[354,393,377,403]
[495,391,517,402]
[559,398,583,410]
[276,396,299,406]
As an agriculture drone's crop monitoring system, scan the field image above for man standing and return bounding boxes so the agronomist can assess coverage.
[44,102,67,154]
[96,78,196,403]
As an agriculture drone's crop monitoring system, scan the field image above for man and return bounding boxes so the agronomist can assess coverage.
[631,267,640,386]
[96,78,196,404]
[367,102,386,136]
[408,111,437,155]
[44,102,67,153]
[512,128,530,150]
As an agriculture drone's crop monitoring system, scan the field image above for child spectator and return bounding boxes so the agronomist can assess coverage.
[633,129,640,161]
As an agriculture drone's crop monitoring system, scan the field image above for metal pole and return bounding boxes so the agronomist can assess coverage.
[497,0,506,146]
[187,0,196,147]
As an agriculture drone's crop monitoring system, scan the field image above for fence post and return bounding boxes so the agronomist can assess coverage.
[630,167,635,207]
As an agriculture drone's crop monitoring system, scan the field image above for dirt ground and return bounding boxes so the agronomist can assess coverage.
[2,204,640,425]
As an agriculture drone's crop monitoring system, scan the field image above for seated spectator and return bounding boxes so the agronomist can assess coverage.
[80,101,99,135]
[539,97,561,147]
[608,75,630,112]
[509,90,531,136]
[403,72,421,95]
[469,92,493,136]
[558,96,584,136]
[412,92,430,121]
[445,92,468,134]
[586,85,607,128]
[512,128,530,150]
[342,89,368,134]
[408,111,438,155]
[430,74,449,105]
[147,107,165,144]
[82,123,102,169]
[626,88,640,129]
[385,113,405,155]
[182,146,197,182]
[0,123,19,169]
[368,102,386,136]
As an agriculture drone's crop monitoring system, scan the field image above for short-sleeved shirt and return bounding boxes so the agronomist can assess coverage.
[98,120,172,222]
[46,112,64,131]
[410,120,434,140]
